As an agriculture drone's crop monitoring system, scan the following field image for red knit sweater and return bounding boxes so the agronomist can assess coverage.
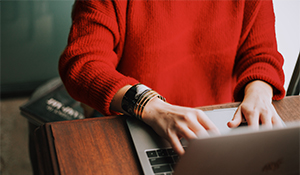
[59,0,285,116]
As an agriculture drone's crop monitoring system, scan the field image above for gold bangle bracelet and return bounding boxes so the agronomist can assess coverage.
[135,91,158,119]
[121,83,166,120]
[134,90,166,120]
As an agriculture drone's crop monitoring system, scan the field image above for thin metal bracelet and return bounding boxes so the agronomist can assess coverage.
[134,90,156,114]
[136,92,161,120]
[121,84,150,117]
[121,83,166,120]
[134,90,166,120]
[135,91,158,119]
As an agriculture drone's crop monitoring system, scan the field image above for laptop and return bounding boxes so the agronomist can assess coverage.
[126,108,300,175]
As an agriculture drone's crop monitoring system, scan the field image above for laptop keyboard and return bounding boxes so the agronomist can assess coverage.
[146,147,185,175]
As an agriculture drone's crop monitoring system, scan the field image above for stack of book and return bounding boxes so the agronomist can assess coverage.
[20,77,85,126]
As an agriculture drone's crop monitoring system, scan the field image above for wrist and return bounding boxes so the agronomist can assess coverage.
[141,98,174,124]
[121,83,166,120]
[245,80,273,100]
[142,97,170,121]
[110,85,132,114]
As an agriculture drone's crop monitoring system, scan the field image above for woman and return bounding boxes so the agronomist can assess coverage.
[59,0,285,155]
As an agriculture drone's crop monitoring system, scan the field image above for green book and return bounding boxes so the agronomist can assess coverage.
[20,77,85,126]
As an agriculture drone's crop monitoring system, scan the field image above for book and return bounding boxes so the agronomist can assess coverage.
[20,77,85,126]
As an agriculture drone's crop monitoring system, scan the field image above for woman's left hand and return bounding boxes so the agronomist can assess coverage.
[228,80,283,129]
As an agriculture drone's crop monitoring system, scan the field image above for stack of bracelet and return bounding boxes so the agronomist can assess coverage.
[121,83,166,120]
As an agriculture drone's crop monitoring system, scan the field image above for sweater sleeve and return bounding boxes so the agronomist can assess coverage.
[233,0,285,101]
[59,0,138,115]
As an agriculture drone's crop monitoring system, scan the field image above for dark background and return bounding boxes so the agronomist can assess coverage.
[1,1,74,97]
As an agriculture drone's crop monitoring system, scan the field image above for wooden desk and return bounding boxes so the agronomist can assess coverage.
[34,96,300,175]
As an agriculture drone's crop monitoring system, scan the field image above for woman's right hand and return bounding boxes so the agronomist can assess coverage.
[142,97,220,156]
[110,85,219,155]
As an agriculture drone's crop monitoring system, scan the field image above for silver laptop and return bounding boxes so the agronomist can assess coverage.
[126,108,300,175]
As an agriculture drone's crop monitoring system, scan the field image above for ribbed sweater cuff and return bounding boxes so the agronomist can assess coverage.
[234,63,285,102]
[90,76,139,116]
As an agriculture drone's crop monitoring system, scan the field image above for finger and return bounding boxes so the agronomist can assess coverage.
[260,113,272,129]
[185,113,211,135]
[186,121,209,138]
[176,114,209,138]
[227,107,242,128]
[195,126,210,138]
[195,110,219,133]
[176,124,198,140]
[272,114,284,127]
[244,110,259,130]
[259,107,273,128]
[267,106,284,127]
[168,133,185,156]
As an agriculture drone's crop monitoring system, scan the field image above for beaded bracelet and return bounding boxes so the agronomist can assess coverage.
[121,84,165,120]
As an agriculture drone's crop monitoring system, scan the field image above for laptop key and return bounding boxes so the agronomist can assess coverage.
[167,149,177,156]
[152,165,172,173]
[146,150,158,158]
[149,157,174,165]
[157,149,168,157]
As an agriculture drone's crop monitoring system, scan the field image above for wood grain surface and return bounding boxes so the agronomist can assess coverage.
[35,95,300,175]
[49,117,142,175]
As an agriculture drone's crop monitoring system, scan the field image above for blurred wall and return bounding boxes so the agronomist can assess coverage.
[1,1,74,96]
[273,0,300,91]
[1,0,299,96]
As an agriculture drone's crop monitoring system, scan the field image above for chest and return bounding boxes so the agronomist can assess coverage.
[124,1,244,54]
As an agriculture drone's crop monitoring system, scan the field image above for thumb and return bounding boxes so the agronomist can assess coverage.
[227,107,242,128]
